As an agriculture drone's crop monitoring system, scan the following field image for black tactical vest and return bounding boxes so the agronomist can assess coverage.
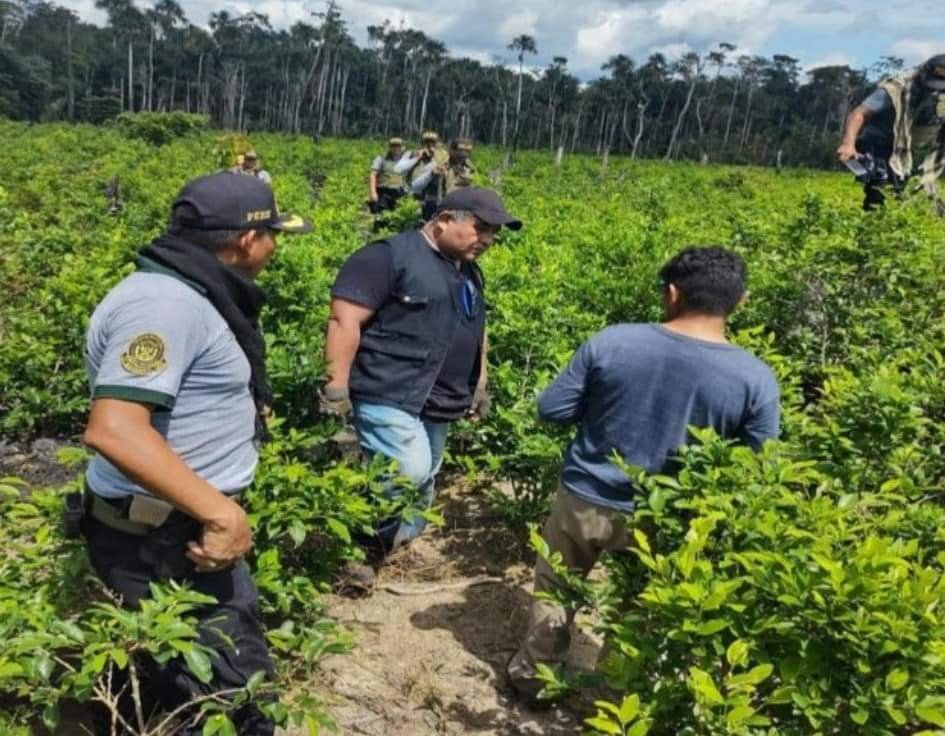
[349,230,486,416]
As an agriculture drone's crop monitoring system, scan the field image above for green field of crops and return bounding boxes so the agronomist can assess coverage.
[2,116,945,734]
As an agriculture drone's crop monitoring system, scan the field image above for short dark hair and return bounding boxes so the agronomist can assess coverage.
[659,246,747,316]
[169,203,243,251]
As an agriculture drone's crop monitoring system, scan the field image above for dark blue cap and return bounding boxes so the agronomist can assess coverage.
[172,172,312,233]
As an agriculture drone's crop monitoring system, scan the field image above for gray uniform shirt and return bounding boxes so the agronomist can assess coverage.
[85,267,259,498]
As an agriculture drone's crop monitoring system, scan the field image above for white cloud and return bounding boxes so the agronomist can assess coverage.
[574,7,649,70]
[653,0,770,33]
[255,0,310,26]
[498,9,539,41]
[804,52,854,73]
[889,38,941,65]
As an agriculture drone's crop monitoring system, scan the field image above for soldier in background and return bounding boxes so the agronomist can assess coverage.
[230,149,273,186]
[368,137,407,215]
[837,54,945,210]
[396,131,450,221]
[445,139,477,193]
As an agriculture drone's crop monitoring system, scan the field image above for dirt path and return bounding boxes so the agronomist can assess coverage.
[6,439,599,734]
[309,482,599,735]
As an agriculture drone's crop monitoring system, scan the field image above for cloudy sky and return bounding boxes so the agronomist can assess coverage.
[61,0,943,79]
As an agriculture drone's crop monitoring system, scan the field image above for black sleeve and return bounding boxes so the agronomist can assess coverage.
[331,242,394,310]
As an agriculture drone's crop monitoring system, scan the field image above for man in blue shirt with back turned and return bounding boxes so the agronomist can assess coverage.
[507,246,781,704]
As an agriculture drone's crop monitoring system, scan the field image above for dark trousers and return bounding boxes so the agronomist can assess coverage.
[859,146,894,211]
[863,181,887,211]
[83,511,275,735]
[369,187,404,214]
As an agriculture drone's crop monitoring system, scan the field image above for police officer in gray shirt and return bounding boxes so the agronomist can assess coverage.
[82,172,311,732]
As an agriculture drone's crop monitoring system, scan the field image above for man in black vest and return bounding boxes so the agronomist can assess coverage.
[321,188,522,566]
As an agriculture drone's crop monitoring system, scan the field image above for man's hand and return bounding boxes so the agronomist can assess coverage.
[936,94,945,121]
[368,191,379,203]
[186,498,252,572]
[319,384,353,417]
[466,385,491,421]
[836,142,859,162]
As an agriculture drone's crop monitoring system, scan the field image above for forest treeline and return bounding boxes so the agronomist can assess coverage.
[0,0,921,166]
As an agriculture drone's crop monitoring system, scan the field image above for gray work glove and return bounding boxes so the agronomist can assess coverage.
[466,385,491,421]
[318,385,353,418]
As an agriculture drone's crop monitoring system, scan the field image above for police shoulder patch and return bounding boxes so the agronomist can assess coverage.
[120,333,168,376]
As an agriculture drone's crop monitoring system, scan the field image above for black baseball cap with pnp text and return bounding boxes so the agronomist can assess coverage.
[435,187,523,230]
[172,172,312,233]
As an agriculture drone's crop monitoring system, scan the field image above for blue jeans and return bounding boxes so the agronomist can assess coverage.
[352,401,450,550]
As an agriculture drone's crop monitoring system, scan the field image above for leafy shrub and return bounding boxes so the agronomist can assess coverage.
[114,112,209,146]
[539,430,945,735]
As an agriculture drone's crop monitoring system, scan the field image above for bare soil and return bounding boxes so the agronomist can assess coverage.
[7,440,600,734]
[308,482,601,736]
[0,437,81,488]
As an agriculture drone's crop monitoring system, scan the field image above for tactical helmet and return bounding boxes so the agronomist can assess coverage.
[388,137,404,146]
[921,54,945,91]
[421,130,439,142]
[244,149,258,160]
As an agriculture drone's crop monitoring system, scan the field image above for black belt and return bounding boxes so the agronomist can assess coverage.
[85,488,244,536]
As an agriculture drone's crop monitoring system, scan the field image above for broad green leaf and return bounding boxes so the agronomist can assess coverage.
[109,648,129,669]
[694,618,729,635]
[727,639,749,667]
[35,654,54,681]
[727,705,755,727]
[727,663,773,689]
[917,707,945,727]
[42,703,60,730]
[618,693,641,723]
[326,517,351,543]
[287,520,306,546]
[647,487,667,513]
[593,700,622,718]
[183,647,214,684]
[689,667,724,705]
[203,713,237,736]
[245,669,267,695]
[886,668,909,691]
[585,715,621,734]
[885,705,907,725]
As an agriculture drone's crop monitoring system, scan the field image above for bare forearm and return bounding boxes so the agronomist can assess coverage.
[84,404,231,524]
[841,107,867,146]
[325,319,362,387]
[368,172,379,199]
